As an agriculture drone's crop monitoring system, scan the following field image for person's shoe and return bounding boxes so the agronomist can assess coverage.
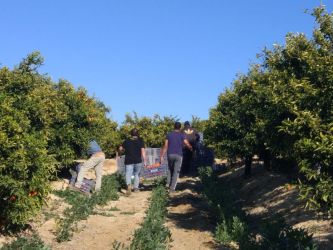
[133,188,140,193]
[169,188,176,194]
[126,185,132,196]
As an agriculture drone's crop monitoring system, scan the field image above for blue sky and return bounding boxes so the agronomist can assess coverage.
[1,0,331,124]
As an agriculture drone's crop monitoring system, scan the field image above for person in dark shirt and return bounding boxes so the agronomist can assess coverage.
[181,121,199,176]
[161,122,192,192]
[119,128,146,195]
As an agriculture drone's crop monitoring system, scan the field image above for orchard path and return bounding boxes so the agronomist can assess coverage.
[33,177,221,250]
[166,177,224,250]
[37,188,151,250]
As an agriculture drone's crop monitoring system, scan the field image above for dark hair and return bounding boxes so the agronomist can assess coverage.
[131,128,139,137]
[184,121,190,128]
[174,122,181,130]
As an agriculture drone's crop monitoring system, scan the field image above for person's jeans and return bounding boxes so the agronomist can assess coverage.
[75,155,105,191]
[70,164,82,186]
[167,154,183,191]
[125,163,143,189]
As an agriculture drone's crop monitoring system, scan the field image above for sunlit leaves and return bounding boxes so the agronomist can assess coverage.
[205,6,333,214]
[0,52,119,227]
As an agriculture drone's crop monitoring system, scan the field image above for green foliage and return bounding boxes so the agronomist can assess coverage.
[199,167,251,248]
[112,241,128,250]
[215,221,232,244]
[259,217,317,250]
[92,174,122,206]
[152,176,167,187]
[0,54,57,229]
[50,81,120,163]
[0,233,50,250]
[190,115,207,133]
[205,6,333,214]
[0,52,119,228]
[230,216,248,243]
[199,167,316,249]
[204,72,262,159]
[55,193,93,242]
[119,112,177,147]
[118,113,205,149]
[130,183,171,250]
[215,216,249,246]
[92,211,115,217]
[198,167,241,220]
[53,189,85,206]
[55,174,122,242]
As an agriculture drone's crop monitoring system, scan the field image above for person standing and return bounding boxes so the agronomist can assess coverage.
[161,122,192,192]
[181,121,198,176]
[119,128,146,196]
[74,139,105,192]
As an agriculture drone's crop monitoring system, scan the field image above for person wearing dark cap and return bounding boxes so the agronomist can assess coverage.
[119,128,147,196]
[181,121,198,176]
[161,122,192,192]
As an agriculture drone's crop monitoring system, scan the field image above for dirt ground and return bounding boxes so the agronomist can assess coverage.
[0,177,219,250]
[166,177,224,250]
[0,156,216,249]
[218,163,333,250]
[37,188,150,250]
[1,161,333,249]
[38,177,219,250]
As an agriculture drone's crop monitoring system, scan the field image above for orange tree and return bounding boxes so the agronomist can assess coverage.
[205,6,333,214]
[118,112,177,148]
[0,53,59,228]
[0,52,119,228]
[118,113,206,148]
[50,80,120,164]
[190,115,207,134]
[204,67,265,175]
[272,7,333,213]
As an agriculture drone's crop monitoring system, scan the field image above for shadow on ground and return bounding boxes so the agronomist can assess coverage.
[220,164,333,249]
[166,177,231,250]
[167,178,214,232]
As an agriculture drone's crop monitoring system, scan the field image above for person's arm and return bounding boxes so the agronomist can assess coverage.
[184,139,193,151]
[140,139,147,166]
[160,139,168,164]
[141,147,147,166]
[118,143,125,155]
[118,145,124,152]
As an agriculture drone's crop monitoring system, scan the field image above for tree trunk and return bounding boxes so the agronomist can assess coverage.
[263,149,271,171]
[244,155,252,178]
